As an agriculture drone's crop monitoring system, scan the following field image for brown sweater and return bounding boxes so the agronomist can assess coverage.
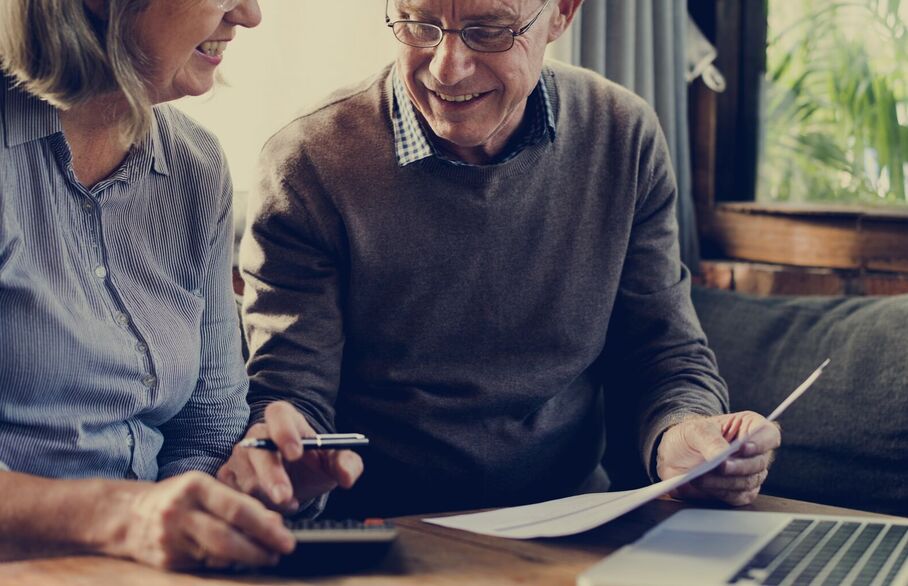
[241,61,728,517]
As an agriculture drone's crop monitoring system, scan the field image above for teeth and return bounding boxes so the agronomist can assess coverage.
[434,91,482,103]
[198,41,227,57]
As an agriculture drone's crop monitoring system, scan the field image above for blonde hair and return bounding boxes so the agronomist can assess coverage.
[0,0,153,144]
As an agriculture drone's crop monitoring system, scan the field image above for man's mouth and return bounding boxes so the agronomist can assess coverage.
[432,90,484,103]
[197,41,228,57]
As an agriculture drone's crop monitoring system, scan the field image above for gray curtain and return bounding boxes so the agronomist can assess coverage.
[572,0,700,270]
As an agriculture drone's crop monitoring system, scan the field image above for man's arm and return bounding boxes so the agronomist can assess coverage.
[218,140,362,513]
[611,109,778,504]
[610,108,729,472]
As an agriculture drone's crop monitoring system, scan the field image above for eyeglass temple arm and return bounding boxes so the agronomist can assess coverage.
[516,0,552,36]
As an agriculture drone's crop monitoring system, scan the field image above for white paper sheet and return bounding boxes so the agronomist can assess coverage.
[424,359,830,539]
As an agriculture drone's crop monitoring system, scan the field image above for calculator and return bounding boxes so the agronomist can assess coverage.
[274,518,399,574]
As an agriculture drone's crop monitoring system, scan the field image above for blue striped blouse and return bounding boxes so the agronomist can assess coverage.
[0,75,249,481]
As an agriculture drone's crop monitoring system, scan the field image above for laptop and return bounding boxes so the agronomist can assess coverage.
[577,509,908,586]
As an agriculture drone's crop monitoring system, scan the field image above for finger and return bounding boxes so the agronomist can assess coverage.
[683,419,731,461]
[219,447,255,493]
[202,556,235,570]
[231,422,296,505]
[216,464,238,490]
[246,445,296,507]
[189,475,296,555]
[694,469,768,492]
[289,451,339,500]
[324,450,364,489]
[721,453,773,476]
[221,450,289,511]
[720,414,743,441]
[669,482,712,502]
[738,422,782,454]
[184,510,281,568]
[265,401,313,462]
[709,487,762,507]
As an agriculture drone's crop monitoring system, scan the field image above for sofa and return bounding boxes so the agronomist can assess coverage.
[604,286,908,517]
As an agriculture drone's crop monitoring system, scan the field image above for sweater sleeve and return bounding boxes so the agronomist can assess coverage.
[610,111,730,480]
[240,138,345,436]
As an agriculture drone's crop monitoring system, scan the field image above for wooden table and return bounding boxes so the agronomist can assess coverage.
[0,495,899,586]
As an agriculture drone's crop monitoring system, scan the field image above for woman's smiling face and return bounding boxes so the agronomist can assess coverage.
[129,0,262,104]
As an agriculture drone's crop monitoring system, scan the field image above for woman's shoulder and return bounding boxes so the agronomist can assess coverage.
[150,104,227,171]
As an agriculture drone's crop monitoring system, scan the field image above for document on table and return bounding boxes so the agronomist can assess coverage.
[423,359,830,540]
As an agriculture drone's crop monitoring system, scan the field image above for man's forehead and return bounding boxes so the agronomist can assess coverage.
[392,0,530,22]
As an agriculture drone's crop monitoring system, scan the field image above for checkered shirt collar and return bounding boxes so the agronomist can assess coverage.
[390,66,556,167]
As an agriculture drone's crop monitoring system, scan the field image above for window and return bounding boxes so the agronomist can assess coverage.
[689,0,908,276]
[761,1,908,208]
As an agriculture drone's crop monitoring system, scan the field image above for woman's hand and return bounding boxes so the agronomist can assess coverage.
[111,471,295,570]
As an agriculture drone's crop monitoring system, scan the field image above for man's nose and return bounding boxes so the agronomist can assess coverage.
[428,32,475,88]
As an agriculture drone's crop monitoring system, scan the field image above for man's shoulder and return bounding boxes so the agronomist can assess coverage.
[262,64,392,164]
[544,60,660,131]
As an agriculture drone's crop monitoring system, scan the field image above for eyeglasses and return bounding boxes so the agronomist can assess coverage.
[385,0,551,53]
[215,0,241,11]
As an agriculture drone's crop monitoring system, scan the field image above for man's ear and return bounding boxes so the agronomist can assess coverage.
[547,0,584,44]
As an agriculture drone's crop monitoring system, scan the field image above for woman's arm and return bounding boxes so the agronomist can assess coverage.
[0,471,132,561]
[0,470,294,568]
[157,160,249,479]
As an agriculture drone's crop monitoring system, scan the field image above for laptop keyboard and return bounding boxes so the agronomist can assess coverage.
[730,519,908,585]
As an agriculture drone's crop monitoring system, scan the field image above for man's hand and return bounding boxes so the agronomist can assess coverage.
[114,472,295,570]
[656,411,781,506]
[217,401,363,513]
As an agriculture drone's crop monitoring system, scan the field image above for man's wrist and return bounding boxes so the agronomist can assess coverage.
[646,411,709,482]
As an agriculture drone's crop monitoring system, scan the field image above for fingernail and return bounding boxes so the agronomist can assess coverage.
[725,460,737,474]
[744,442,757,454]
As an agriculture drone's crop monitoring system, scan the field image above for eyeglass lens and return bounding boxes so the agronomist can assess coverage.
[392,23,514,52]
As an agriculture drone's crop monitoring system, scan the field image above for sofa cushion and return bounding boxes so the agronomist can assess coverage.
[691,286,908,516]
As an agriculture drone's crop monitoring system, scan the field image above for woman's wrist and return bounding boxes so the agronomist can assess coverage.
[0,473,143,561]
[77,478,147,560]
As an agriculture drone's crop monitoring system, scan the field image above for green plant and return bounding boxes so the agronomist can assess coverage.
[760,0,908,206]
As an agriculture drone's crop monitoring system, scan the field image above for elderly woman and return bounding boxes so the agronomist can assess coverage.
[0,0,294,570]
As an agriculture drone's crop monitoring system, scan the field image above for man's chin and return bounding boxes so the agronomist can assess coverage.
[431,130,491,151]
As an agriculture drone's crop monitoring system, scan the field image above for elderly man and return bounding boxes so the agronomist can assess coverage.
[219,0,780,518]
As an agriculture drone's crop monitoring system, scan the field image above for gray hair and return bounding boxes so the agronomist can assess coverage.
[0,0,153,144]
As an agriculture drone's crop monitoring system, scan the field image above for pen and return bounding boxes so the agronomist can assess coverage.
[238,433,369,451]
